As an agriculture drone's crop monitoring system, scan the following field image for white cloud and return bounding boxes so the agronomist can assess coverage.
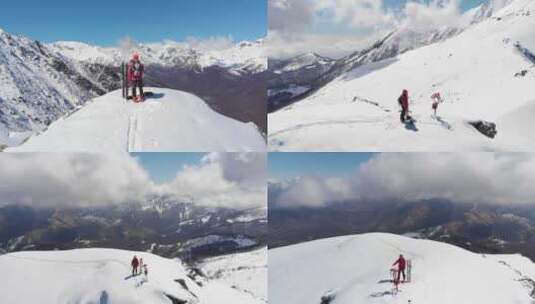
[275,175,354,208]
[401,0,465,32]
[267,0,483,59]
[116,35,237,53]
[160,152,266,209]
[180,36,236,51]
[314,0,395,29]
[0,153,266,210]
[0,153,152,208]
[265,30,384,60]
[269,0,316,32]
[271,153,535,208]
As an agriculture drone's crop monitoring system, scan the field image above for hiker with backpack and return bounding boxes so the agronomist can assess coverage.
[131,255,140,276]
[392,254,407,284]
[431,92,443,116]
[128,53,145,102]
[398,89,410,123]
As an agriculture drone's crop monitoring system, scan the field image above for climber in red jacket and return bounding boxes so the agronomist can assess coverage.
[131,255,140,276]
[398,89,409,123]
[392,254,407,284]
[127,53,144,102]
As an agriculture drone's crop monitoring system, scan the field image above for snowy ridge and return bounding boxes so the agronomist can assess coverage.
[269,233,535,304]
[0,248,264,304]
[0,28,109,146]
[268,0,535,151]
[49,39,266,74]
[267,0,509,113]
[273,52,335,74]
[7,88,266,152]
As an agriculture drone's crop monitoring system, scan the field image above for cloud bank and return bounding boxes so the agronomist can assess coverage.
[0,153,152,208]
[267,0,495,59]
[160,152,266,209]
[0,153,266,210]
[116,35,237,56]
[271,153,535,208]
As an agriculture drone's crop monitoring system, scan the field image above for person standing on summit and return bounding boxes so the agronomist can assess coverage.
[398,89,410,123]
[131,255,140,276]
[128,53,145,102]
[392,254,407,284]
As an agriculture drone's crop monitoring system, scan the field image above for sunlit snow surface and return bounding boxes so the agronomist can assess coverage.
[0,247,266,304]
[269,233,535,304]
[200,247,267,303]
[8,88,265,152]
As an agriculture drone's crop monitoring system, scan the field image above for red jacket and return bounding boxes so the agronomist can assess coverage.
[127,59,144,82]
[131,257,139,267]
[393,257,406,270]
[399,92,409,110]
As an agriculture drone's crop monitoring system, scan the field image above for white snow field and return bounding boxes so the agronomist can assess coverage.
[0,247,265,304]
[199,247,267,303]
[7,88,265,152]
[268,0,535,151]
[269,233,535,304]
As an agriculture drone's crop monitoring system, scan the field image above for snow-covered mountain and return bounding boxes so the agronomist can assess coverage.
[268,198,535,259]
[268,0,535,151]
[267,53,335,111]
[0,28,266,148]
[0,247,266,304]
[269,233,535,304]
[49,39,265,74]
[267,0,513,114]
[0,195,267,258]
[0,28,118,147]
[7,88,265,152]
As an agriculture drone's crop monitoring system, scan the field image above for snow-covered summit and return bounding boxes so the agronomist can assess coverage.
[269,233,535,304]
[8,88,266,152]
[0,27,265,148]
[0,247,264,304]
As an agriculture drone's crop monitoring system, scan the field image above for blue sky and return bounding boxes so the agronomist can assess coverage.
[131,152,205,184]
[269,153,376,180]
[0,0,266,46]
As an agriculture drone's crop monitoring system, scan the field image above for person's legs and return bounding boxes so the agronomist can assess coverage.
[138,79,144,98]
[401,268,406,281]
[400,108,406,122]
[132,82,137,98]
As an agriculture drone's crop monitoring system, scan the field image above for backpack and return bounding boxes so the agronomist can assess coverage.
[130,60,143,79]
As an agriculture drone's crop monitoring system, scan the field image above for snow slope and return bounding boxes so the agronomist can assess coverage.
[269,233,535,304]
[199,247,267,303]
[0,248,264,304]
[7,88,265,152]
[268,0,535,151]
